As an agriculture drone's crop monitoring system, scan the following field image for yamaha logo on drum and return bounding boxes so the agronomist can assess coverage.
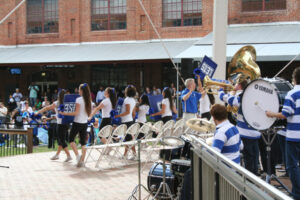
[254,84,273,94]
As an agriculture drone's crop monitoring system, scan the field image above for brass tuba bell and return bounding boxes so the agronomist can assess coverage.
[228,45,261,85]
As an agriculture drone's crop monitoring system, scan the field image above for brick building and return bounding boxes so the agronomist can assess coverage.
[0,0,299,100]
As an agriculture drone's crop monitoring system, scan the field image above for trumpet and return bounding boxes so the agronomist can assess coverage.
[203,75,234,95]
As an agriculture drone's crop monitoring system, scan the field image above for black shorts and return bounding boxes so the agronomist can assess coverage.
[123,121,134,141]
[162,116,172,124]
[99,118,112,130]
[69,122,88,146]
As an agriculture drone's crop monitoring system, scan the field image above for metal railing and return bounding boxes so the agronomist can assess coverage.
[0,127,33,157]
[190,135,292,200]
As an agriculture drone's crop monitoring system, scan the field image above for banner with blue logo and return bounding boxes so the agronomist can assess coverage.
[196,55,218,80]
[62,94,80,124]
[148,95,163,121]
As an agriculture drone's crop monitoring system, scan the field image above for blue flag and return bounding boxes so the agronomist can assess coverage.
[111,97,123,125]
[195,55,218,80]
[148,95,163,121]
[62,94,80,124]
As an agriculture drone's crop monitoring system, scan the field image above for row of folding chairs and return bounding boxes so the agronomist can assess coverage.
[85,119,185,169]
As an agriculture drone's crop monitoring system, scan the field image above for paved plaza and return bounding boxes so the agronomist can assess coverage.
[0,150,156,200]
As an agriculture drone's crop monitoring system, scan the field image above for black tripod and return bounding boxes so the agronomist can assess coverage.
[261,127,290,194]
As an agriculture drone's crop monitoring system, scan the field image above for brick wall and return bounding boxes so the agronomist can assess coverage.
[0,0,299,45]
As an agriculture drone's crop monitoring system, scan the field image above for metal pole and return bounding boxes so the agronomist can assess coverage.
[0,0,26,25]
[176,63,180,117]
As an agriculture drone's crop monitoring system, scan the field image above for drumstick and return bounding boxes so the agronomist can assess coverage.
[254,101,265,112]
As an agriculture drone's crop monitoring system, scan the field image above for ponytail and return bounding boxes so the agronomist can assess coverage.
[79,83,92,116]
[107,87,117,109]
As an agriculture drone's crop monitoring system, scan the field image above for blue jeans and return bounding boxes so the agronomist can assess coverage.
[29,97,36,107]
[286,141,300,199]
[242,138,259,175]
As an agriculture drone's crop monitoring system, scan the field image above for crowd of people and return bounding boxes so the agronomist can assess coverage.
[1,68,300,199]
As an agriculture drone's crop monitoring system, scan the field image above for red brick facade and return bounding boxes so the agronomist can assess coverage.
[1,0,298,46]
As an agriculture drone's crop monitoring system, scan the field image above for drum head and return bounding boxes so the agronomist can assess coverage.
[161,136,185,147]
[241,79,279,130]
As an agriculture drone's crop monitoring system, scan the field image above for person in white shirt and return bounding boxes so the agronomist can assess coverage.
[60,83,92,167]
[13,88,23,109]
[22,101,33,114]
[199,90,215,120]
[136,94,150,139]
[90,87,117,144]
[0,102,8,127]
[42,96,50,108]
[36,89,72,162]
[96,86,105,104]
[115,85,137,158]
[151,87,177,123]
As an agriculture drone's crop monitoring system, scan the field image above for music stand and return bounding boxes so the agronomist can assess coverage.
[261,127,291,194]
[128,140,151,200]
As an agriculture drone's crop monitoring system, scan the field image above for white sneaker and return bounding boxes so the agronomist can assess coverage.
[50,154,59,160]
[77,160,85,168]
[76,155,81,163]
[128,154,137,160]
[64,156,72,162]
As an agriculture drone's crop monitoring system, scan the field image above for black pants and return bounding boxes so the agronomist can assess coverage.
[48,123,57,148]
[162,116,172,124]
[201,112,211,120]
[69,122,88,146]
[180,168,192,200]
[57,124,69,149]
[242,138,259,175]
[259,134,281,175]
[99,118,111,130]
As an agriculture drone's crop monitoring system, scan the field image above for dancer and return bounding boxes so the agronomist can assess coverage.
[151,87,177,123]
[136,94,150,139]
[115,85,137,159]
[36,89,72,162]
[89,87,117,144]
[60,83,92,167]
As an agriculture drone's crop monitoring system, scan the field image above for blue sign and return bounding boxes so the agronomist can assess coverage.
[148,95,163,121]
[62,94,80,124]
[195,55,218,80]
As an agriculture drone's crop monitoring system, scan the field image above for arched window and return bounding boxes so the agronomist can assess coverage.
[27,0,59,34]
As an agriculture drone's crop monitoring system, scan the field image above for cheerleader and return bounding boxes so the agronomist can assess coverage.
[151,87,177,123]
[136,94,150,139]
[115,85,137,159]
[36,89,72,162]
[89,87,117,144]
[60,83,92,167]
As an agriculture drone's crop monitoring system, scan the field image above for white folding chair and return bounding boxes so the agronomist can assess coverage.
[137,122,152,139]
[109,124,128,160]
[85,125,112,165]
[147,121,163,139]
[172,126,183,137]
[162,120,175,132]
[125,123,141,158]
[173,119,184,131]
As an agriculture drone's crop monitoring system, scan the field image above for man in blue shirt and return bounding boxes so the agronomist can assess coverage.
[211,104,242,164]
[181,75,203,127]
[266,67,300,200]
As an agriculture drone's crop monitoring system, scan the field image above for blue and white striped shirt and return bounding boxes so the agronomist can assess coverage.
[212,120,242,164]
[219,89,261,139]
[281,85,300,142]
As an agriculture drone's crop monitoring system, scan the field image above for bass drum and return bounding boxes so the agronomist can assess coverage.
[241,78,293,130]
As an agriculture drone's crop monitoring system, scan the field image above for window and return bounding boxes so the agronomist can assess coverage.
[27,0,59,34]
[242,0,286,12]
[91,0,127,31]
[162,0,202,27]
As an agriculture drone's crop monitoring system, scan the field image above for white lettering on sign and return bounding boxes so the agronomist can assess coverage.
[64,103,76,113]
[201,63,214,77]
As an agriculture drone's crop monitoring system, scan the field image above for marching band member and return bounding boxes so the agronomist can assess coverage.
[36,89,72,162]
[151,87,177,123]
[266,67,300,200]
[181,75,204,127]
[210,104,242,164]
[60,83,92,168]
[115,85,137,159]
[89,87,117,144]
[219,80,261,175]
[199,90,215,120]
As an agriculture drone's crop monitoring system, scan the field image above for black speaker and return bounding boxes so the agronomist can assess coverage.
[181,59,194,79]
